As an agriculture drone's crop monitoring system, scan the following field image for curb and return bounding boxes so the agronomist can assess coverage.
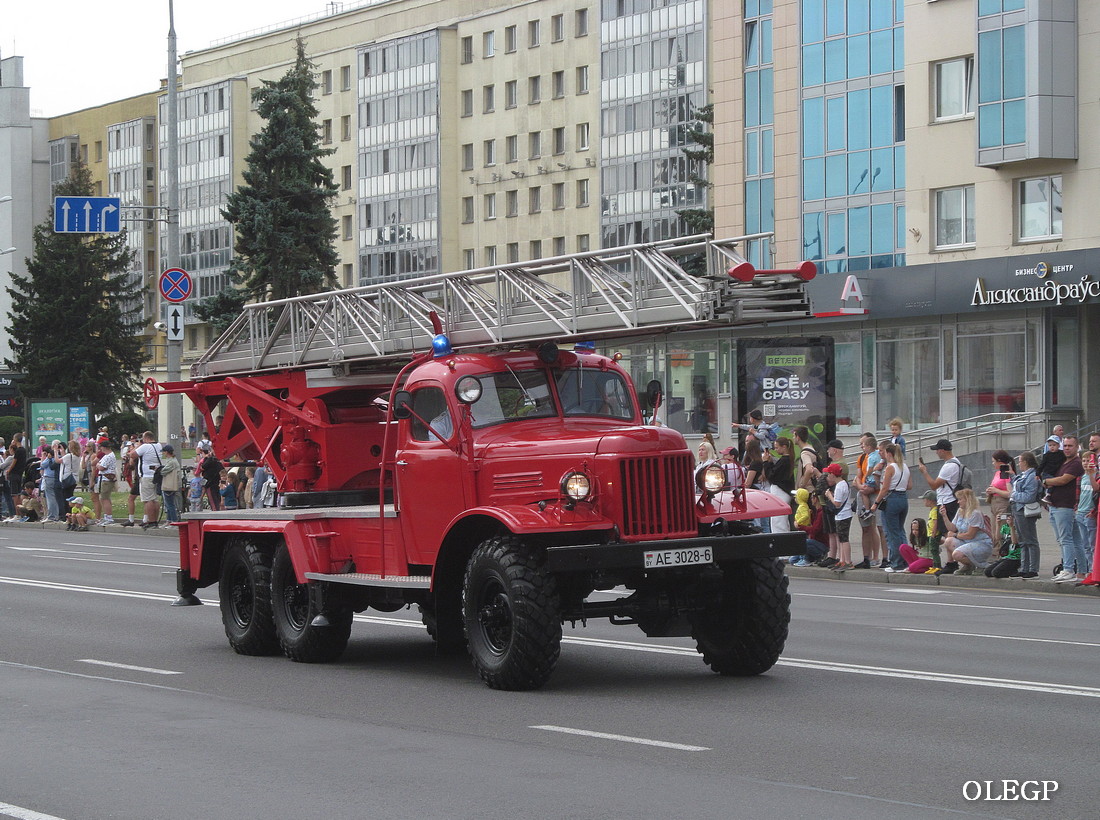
[784,564,1100,597]
[1,520,178,539]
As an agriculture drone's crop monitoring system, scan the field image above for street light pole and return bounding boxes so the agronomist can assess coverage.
[164,0,184,445]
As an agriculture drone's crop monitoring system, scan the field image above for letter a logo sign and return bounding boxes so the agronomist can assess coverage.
[840,275,867,314]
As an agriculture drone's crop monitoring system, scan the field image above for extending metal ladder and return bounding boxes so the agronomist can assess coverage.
[189,234,815,380]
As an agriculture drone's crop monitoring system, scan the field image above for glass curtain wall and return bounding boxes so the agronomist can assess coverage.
[876,327,939,429]
[956,320,1025,418]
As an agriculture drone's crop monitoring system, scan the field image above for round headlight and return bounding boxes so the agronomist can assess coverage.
[455,375,483,404]
[561,472,592,501]
[697,463,726,494]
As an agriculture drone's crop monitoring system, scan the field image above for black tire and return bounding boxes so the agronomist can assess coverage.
[419,600,467,653]
[690,558,790,676]
[219,539,280,656]
[271,543,352,663]
[462,535,561,690]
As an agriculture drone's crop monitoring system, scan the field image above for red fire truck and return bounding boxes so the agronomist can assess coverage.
[153,236,814,689]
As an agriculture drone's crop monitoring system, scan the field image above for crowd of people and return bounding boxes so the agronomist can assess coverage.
[0,427,277,529]
[705,413,1096,586]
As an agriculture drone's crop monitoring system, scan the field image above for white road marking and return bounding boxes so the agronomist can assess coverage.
[889,626,1100,648]
[884,588,945,594]
[7,547,107,555]
[77,659,182,676]
[531,725,709,751]
[0,800,69,820]
[5,574,1100,700]
[63,542,173,554]
[796,591,1100,618]
[33,555,176,569]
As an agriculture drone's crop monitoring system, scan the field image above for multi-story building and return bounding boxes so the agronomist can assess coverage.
[2,0,1097,445]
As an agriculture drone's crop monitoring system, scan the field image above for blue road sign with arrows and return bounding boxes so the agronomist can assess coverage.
[53,196,121,233]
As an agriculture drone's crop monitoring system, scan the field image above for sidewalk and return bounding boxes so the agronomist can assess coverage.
[1,518,177,538]
[794,498,1099,598]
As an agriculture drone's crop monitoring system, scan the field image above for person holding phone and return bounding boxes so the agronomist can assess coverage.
[986,449,1017,547]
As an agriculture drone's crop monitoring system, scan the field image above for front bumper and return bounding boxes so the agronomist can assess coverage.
[544,531,806,573]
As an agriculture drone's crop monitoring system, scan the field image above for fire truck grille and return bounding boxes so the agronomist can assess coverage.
[618,453,695,538]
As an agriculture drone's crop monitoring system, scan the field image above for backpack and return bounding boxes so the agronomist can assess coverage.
[760,422,779,444]
[948,457,973,494]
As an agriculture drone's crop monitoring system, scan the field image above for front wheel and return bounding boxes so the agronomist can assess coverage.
[271,543,352,663]
[690,558,790,676]
[462,535,561,690]
[219,539,279,656]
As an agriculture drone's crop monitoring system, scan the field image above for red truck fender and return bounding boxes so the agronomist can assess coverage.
[449,504,614,537]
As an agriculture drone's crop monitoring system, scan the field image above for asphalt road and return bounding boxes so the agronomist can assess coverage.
[1,525,1096,820]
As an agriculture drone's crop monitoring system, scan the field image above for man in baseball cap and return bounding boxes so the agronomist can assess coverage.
[917,438,961,541]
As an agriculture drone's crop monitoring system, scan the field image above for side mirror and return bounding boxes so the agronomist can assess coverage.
[392,391,413,420]
[645,379,663,409]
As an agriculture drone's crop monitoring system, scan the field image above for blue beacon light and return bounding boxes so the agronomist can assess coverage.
[432,334,454,357]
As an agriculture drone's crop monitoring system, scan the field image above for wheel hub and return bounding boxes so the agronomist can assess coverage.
[477,591,513,652]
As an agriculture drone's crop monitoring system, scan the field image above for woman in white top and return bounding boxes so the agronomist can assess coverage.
[870,443,911,572]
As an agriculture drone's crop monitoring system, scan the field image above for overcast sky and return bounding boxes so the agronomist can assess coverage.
[8,0,359,117]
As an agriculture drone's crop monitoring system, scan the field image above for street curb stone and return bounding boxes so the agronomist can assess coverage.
[785,564,1099,597]
[0,520,178,538]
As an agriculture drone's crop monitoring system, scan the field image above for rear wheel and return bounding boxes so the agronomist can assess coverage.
[219,539,279,656]
[690,558,790,676]
[271,543,352,663]
[462,535,561,690]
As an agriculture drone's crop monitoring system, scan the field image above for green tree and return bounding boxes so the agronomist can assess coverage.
[220,37,339,307]
[677,103,714,236]
[5,160,145,414]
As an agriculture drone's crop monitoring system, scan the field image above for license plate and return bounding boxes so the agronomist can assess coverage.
[643,546,713,569]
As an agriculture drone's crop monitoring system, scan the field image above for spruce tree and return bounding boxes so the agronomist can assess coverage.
[677,103,714,236]
[220,37,339,305]
[5,160,145,413]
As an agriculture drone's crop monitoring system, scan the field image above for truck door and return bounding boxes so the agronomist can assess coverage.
[396,384,469,563]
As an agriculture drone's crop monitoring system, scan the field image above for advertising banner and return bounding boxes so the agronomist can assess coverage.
[0,374,24,418]
[30,400,68,442]
[69,406,91,439]
[736,338,835,452]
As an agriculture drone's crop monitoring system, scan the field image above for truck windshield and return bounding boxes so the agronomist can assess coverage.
[467,369,557,428]
[556,367,635,420]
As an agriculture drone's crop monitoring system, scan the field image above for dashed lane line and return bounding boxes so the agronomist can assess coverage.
[77,659,182,675]
[530,725,709,751]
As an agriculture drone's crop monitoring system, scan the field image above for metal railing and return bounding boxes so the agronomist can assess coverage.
[876,411,1049,463]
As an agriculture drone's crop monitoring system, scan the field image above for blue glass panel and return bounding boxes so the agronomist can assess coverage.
[847,88,870,150]
[746,179,761,232]
[896,204,906,251]
[871,254,893,268]
[803,97,824,156]
[1002,26,1025,98]
[848,0,870,34]
[746,0,760,18]
[895,253,906,267]
[825,154,847,197]
[827,212,846,256]
[870,0,892,30]
[762,129,774,173]
[870,148,893,191]
[826,0,845,36]
[848,34,869,78]
[803,158,825,200]
[1004,0,1024,9]
[978,103,1002,148]
[849,206,870,255]
[760,68,774,124]
[825,258,848,274]
[978,0,1000,15]
[745,71,760,127]
[893,27,903,70]
[870,85,893,147]
[869,29,892,75]
[848,256,870,271]
[826,96,846,151]
[745,130,759,176]
[802,0,825,44]
[847,150,870,193]
[761,0,773,13]
[762,19,773,63]
[894,145,906,188]
[746,22,760,67]
[871,203,893,254]
[824,39,847,83]
[978,31,1002,103]
[803,212,824,260]
[761,177,775,232]
[802,44,824,86]
[1003,99,1025,144]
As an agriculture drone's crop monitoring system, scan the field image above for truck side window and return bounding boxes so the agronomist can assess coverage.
[557,369,634,419]
[410,387,453,442]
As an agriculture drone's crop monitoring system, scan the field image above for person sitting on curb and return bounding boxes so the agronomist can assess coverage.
[65,495,94,532]
[12,481,42,522]
[936,488,993,576]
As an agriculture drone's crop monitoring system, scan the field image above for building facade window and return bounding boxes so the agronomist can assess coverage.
[483,31,495,58]
[342,214,353,241]
[506,134,518,162]
[576,122,590,150]
[483,84,495,113]
[529,20,541,47]
[958,320,1027,418]
[530,239,542,258]
[341,115,352,140]
[552,14,564,42]
[529,131,542,158]
[507,242,520,262]
[576,233,590,252]
[341,64,352,90]
[461,89,473,116]
[529,75,541,103]
[577,178,590,207]
[464,248,476,268]
[876,328,940,428]
[461,143,474,170]
[575,8,589,37]
[461,36,473,63]
[553,235,566,255]
[322,70,333,95]
[505,80,518,108]
[529,186,542,213]
[484,139,496,166]
[484,193,497,219]
[505,25,517,53]
[552,127,566,154]
[552,182,565,209]
[506,189,518,216]
[934,57,974,121]
[576,65,590,94]
[462,196,474,223]
[552,70,565,98]
[977,24,1025,149]
[342,165,353,190]
[1018,175,1062,241]
[934,185,976,248]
